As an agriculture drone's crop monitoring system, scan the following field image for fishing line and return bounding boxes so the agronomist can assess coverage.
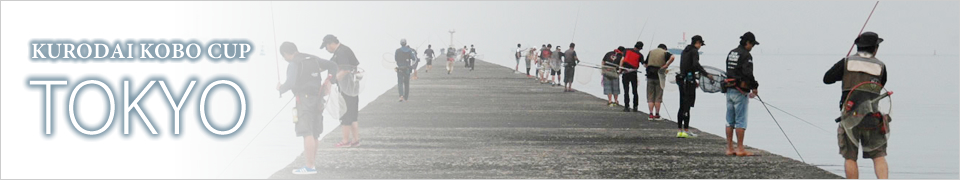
[217,97,295,177]
[269,1,281,98]
[754,99,830,133]
[757,95,806,163]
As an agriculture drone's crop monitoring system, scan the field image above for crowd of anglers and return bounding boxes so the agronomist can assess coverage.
[514,31,892,179]
[272,30,892,179]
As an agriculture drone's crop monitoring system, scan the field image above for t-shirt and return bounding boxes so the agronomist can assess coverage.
[563,49,578,67]
[425,48,434,58]
[331,44,359,71]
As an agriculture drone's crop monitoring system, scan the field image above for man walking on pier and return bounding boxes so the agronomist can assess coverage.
[446,46,457,74]
[396,39,415,102]
[424,45,435,73]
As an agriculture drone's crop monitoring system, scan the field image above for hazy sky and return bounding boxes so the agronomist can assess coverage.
[263,1,958,61]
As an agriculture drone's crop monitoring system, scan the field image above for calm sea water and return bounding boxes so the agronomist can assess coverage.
[487,53,958,179]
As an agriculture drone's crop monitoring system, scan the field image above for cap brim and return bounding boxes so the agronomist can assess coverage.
[319,42,328,49]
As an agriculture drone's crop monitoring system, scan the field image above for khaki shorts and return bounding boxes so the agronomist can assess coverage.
[295,94,324,137]
[838,119,888,159]
[646,78,663,103]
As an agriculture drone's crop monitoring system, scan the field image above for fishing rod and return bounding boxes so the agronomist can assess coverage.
[570,6,581,42]
[635,20,648,41]
[845,1,880,57]
[756,95,806,163]
[754,99,830,133]
[269,1,282,98]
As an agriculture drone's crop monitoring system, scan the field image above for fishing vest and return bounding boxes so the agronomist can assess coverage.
[646,48,668,67]
[622,49,642,68]
[842,53,885,93]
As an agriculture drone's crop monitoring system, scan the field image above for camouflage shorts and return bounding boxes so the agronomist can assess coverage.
[837,117,888,159]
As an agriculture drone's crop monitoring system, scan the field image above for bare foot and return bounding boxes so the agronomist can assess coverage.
[725,148,735,156]
[736,150,756,156]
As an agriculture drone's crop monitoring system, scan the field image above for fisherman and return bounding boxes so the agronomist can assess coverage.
[676,35,711,138]
[446,46,456,74]
[320,34,362,148]
[526,48,536,77]
[644,44,675,120]
[536,44,546,81]
[408,44,420,80]
[724,32,760,156]
[424,44,435,73]
[601,47,624,107]
[551,46,563,86]
[276,42,339,175]
[619,41,644,112]
[515,43,523,72]
[462,46,468,65]
[468,44,477,70]
[563,43,579,92]
[542,44,554,84]
[823,32,889,179]
[396,39,415,102]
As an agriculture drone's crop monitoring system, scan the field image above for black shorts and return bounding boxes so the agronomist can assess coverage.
[551,70,560,75]
[340,92,359,125]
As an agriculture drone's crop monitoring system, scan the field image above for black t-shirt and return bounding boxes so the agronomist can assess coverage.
[425,48,435,58]
[331,44,359,70]
[603,51,621,65]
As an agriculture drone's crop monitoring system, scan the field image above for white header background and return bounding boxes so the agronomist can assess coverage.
[3,1,958,179]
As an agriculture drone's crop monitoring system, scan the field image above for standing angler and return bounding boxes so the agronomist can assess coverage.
[723,32,760,156]
[619,41,643,112]
[676,35,710,138]
[644,44,675,120]
[276,42,338,175]
[320,34,362,148]
[823,32,889,179]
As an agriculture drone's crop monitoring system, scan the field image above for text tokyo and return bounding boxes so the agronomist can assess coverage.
[28,79,247,136]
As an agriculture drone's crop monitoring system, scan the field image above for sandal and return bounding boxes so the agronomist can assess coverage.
[335,141,352,148]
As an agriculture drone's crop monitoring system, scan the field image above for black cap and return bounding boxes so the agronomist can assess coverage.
[741,32,759,45]
[616,46,626,53]
[319,34,339,49]
[634,41,644,49]
[855,31,883,47]
[657,44,667,49]
[692,35,705,45]
[569,43,575,48]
